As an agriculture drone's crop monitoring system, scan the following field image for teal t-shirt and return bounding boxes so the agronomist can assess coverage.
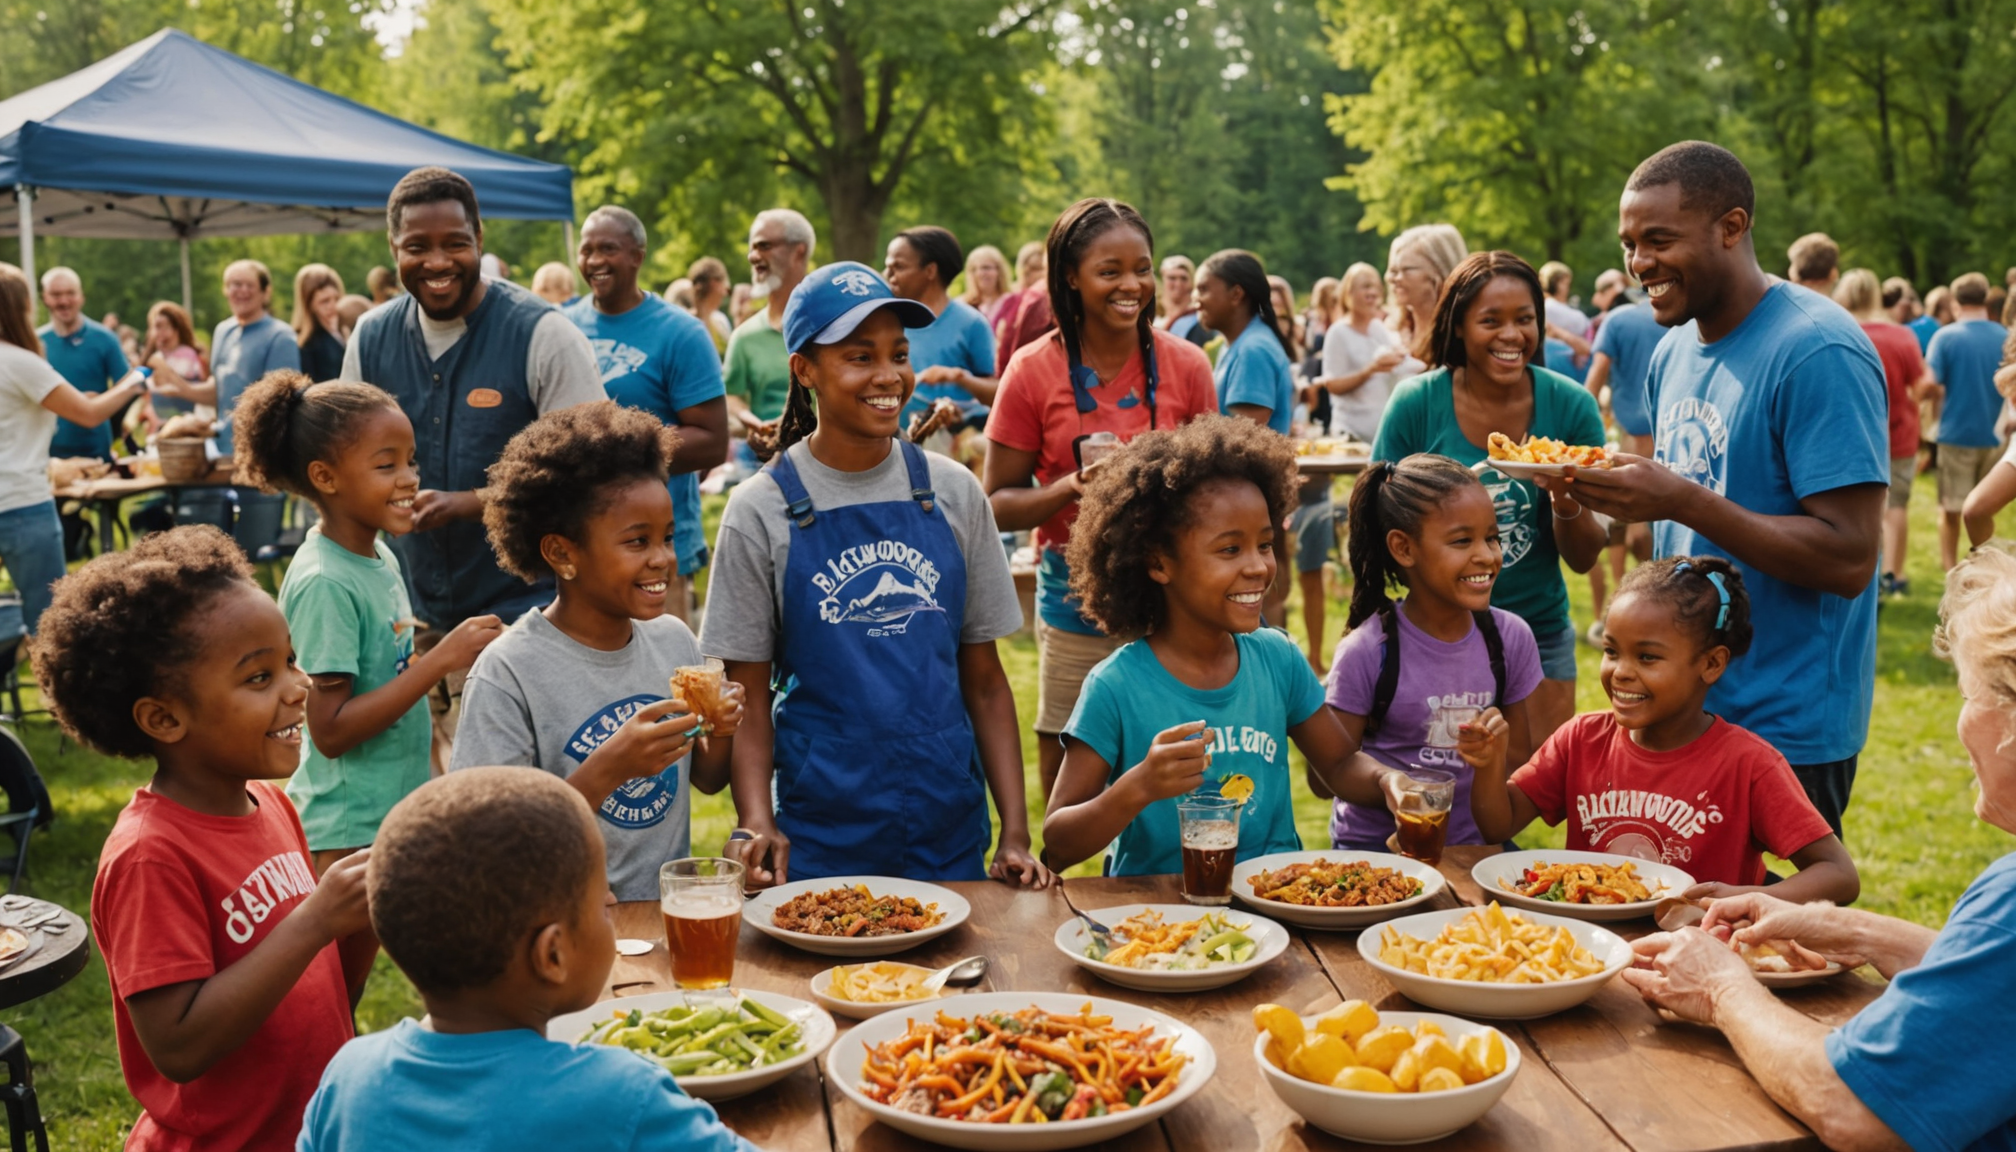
[281,527,430,851]
[1064,628,1322,876]
[1371,364,1604,639]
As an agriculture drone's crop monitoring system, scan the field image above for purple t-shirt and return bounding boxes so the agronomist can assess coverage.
[1325,603,1543,849]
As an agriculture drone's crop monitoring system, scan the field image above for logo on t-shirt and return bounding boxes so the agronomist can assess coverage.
[564,693,682,829]
[589,338,649,384]
[1574,787,1725,866]
[220,851,319,944]
[811,539,945,637]
[1658,396,1730,495]
[1477,471,1537,568]
[1417,690,1493,769]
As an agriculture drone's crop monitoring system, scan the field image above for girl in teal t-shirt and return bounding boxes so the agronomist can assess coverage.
[1041,414,1403,875]
[1370,252,1608,747]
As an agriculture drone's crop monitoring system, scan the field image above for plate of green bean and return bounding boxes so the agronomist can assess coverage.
[549,988,837,1100]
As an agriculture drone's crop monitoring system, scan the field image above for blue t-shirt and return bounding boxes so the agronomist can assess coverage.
[1649,281,1886,764]
[1927,318,2009,448]
[212,316,301,452]
[1907,314,1941,352]
[1542,337,1587,384]
[563,295,726,574]
[1590,302,1665,436]
[903,299,996,424]
[1064,628,1321,875]
[1826,852,2016,1152]
[38,318,129,459]
[297,1019,760,1152]
[1214,320,1296,434]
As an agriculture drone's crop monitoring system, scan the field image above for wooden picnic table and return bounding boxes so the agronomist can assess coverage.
[1294,454,1372,477]
[51,464,236,555]
[604,846,1883,1151]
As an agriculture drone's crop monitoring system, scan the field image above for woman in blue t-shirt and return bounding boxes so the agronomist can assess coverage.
[1372,252,1607,749]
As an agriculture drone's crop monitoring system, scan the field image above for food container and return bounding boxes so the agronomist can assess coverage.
[1051,903,1290,993]
[1230,849,1445,930]
[545,987,834,1101]
[1471,849,1696,923]
[1358,906,1631,1020]
[741,875,970,957]
[1254,1009,1520,1144]
[156,437,211,482]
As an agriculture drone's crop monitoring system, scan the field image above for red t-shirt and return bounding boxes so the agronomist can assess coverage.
[985,328,1217,554]
[993,289,1056,377]
[1507,713,1832,887]
[91,781,352,1152]
[1859,320,1926,458]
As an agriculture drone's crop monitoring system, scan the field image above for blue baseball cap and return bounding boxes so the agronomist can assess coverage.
[781,261,935,354]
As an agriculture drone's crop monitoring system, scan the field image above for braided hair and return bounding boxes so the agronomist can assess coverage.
[1047,198,1157,388]
[1613,555,1754,658]
[776,363,819,455]
[1343,454,1489,630]
[1198,249,1297,362]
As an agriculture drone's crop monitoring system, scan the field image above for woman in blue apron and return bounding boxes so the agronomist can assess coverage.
[699,263,1051,890]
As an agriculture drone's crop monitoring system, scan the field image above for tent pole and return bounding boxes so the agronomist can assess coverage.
[563,220,574,262]
[180,235,193,315]
[14,185,33,323]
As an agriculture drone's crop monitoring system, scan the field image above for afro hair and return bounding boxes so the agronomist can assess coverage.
[482,400,677,581]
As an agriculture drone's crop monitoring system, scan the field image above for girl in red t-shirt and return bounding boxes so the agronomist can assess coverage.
[1470,555,1861,901]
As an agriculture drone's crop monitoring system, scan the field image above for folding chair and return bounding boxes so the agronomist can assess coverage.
[0,726,52,894]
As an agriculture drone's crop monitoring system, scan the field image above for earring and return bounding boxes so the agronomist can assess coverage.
[557,565,576,581]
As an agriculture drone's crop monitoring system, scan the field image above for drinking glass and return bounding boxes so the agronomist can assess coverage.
[670,657,730,732]
[1177,795,1243,905]
[660,857,744,990]
[1392,769,1455,866]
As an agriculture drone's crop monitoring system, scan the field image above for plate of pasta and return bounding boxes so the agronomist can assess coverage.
[1053,904,1291,992]
[1231,850,1446,930]
[826,991,1216,1150]
[743,876,970,957]
[1478,432,1613,479]
[1359,903,1632,1019]
[1472,850,1695,922]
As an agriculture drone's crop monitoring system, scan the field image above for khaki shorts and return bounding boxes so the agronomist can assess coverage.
[1937,444,2003,511]
[1887,455,1917,510]
[1034,619,1123,734]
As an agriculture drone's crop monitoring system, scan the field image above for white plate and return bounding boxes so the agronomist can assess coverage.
[1052,904,1290,992]
[809,962,952,1019]
[1751,960,1845,988]
[1232,850,1446,930]
[548,987,835,1101]
[1473,458,1609,481]
[1358,906,1631,1020]
[826,990,1216,1151]
[1472,850,1695,923]
[742,876,970,957]
[1255,1009,1520,1144]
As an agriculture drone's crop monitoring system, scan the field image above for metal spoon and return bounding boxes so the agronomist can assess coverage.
[921,955,989,994]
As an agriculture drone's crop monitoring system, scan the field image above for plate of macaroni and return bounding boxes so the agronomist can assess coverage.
[1358,903,1631,1019]
[1478,432,1613,479]
[1231,850,1445,930]
[1472,850,1695,922]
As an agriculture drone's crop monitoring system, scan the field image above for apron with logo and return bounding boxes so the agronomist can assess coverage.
[768,440,990,881]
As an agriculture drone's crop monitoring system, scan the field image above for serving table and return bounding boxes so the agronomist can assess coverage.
[604,847,1882,1151]
[51,464,235,555]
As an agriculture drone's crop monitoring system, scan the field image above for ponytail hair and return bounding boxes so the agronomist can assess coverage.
[1047,198,1156,378]
[1614,555,1755,658]
[232,369,405,499]
[1199,249,1296,362]
[776,368,818,456]
[1344,453,1487,630]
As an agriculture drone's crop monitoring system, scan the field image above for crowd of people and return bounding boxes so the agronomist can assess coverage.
[0,139,2010,1152]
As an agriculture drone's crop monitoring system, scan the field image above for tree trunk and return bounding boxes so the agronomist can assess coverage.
[820,162,885,264]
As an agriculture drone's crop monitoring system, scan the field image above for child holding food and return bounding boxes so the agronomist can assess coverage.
[1469,556,1861,902]
[700,264,1047,889]
[1041,415,1406,874]
[232,369,503,986]
[38,527,369,1151]
[1323,453,1542,854]
[451,401,744,902]
[296,767,760,1152]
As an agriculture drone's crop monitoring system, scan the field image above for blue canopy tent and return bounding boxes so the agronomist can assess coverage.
[0,28,574,311]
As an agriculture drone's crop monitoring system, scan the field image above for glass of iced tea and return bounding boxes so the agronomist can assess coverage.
[1177,795,1243,905]
[1393,769,1455,866]
[660,857,743,990]
[669,658,729,733]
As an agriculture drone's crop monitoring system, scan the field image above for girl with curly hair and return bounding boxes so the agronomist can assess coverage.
[1040,415,1404,875]
[701,263,1048,890]
[452,400,745,902]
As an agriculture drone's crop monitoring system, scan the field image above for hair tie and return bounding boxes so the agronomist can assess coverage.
[1379,459,1397,478]
[1673,560,1731,632]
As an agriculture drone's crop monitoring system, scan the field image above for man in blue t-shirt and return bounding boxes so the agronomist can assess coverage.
[1923,272,2009,570]
[1565,141,1886,839]
[564,206,728,620]
[884,225,998,431]
[37,267,132,461]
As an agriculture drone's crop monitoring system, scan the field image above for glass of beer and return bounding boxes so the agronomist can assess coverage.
[669,658,730,733]
[1177,795,1243,905]
[1393,769,1455,866]
[660,857,743,990]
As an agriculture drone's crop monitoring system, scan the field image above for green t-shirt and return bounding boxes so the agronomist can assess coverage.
[723,310,791,422]
[281,526,431,851]
[1371,364,1604,638]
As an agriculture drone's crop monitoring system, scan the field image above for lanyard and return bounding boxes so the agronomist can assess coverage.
[1067,336,1160,430]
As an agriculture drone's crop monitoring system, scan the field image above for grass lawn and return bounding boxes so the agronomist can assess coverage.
[6,479,2009,1149]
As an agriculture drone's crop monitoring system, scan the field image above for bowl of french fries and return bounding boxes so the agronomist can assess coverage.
[1252,1001,1520,1143]
[1357,902,1631,1020]
[809,960,948,1019]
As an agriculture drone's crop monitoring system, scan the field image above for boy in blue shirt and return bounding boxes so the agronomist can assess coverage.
[1923,271,2009,570]
[297,767,759,1152]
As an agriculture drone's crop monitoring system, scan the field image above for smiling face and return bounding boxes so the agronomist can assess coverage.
[1193,269,1244,334]
[147,310,181,351]
[577,217,643,309]
[1598,591,1726,733]
[1160,263,1193,311]
[1618,181,1748,328]
[1386,245,1440,313]
[882,237,933,302]
[1150,478,1276,634]
[548,477,677,623]
[970,256,1004,298]
[152,581,311,781]
[792,308,914,442]
[1390,483,1500,614]
[313,405,419,536]
[223,265,270,324]
[1956,671,2016,834]
[1347,273,1384,319]
[1457,275,1540,388]
[1071,226,1155,340]
[41,273,81,329]
[393,198,484,321]
[747,218,808,299]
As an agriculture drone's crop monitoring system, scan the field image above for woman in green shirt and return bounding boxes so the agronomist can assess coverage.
[1370,252,1607,750]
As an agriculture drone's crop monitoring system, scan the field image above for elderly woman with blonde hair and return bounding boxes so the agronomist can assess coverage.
[1383,223,1466,355]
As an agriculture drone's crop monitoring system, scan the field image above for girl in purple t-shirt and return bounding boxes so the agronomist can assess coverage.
[1321,454,1542,850]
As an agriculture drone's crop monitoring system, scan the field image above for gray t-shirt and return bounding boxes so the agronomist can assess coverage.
[701,441,1023,661]
[451,609,700,901]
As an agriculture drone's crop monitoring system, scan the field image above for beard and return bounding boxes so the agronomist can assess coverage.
[749,269,785,300]
[407,265,480,322]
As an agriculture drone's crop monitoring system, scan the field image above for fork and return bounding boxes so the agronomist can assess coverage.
[1058,879,1114,944]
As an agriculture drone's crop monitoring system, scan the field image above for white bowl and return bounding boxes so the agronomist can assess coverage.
[742,875,970,957]
[826,990,1216,1151]
[1052,903,1290,992]
[1472,849,1695,922]
[808,962,951,1019]
[1358,906,1631,1020]
[1231,850,1446,930]
[548,987,835,1100]
[1255,1009,1521,1144]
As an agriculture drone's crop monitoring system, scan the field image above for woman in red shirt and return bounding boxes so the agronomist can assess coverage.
[1836,268,1931,598]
